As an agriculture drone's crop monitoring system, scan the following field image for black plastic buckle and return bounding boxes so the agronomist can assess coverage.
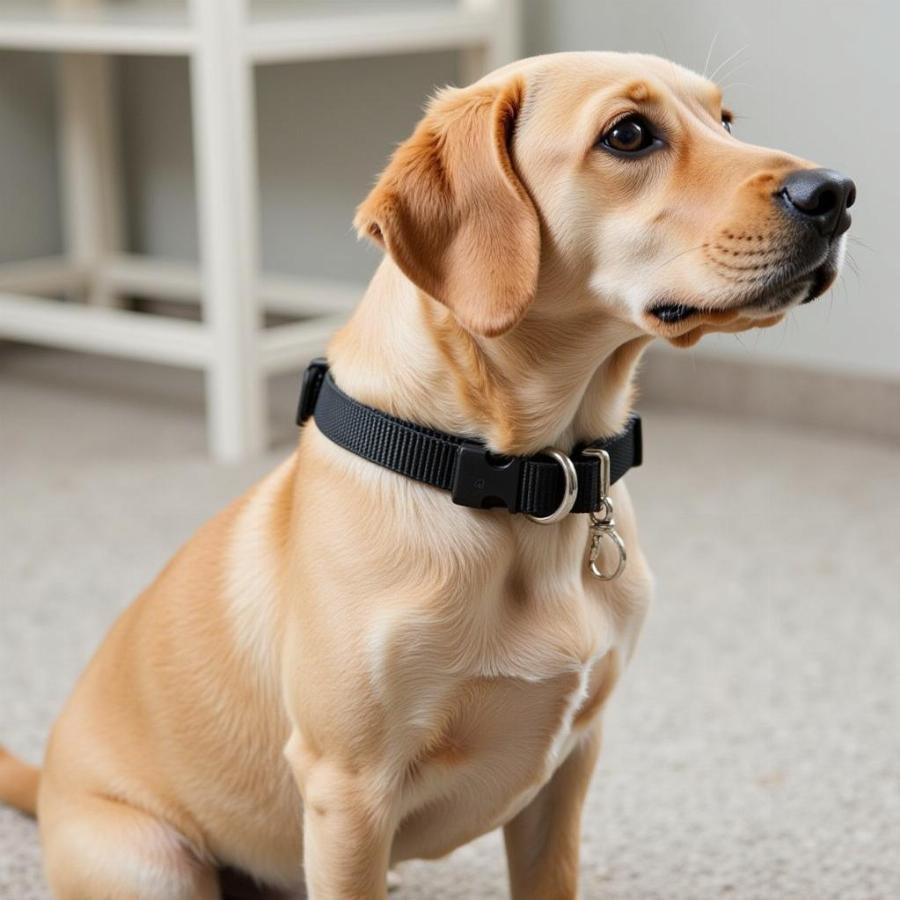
[451,444,522,511]
[296,357,329,426]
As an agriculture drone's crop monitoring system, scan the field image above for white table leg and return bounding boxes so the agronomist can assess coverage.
[57,51,124,307]
[55,0,123,307]
[190,0,265,462]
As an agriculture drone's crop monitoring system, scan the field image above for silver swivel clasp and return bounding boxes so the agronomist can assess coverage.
[581,447,627,580]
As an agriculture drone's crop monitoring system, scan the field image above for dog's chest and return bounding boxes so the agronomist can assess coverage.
[376,554,624,861]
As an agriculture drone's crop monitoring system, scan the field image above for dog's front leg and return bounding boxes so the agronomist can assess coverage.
[503,726,601,900]
[285,730,395,900]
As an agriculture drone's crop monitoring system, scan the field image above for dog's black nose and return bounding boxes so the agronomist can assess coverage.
[778,168,856,237]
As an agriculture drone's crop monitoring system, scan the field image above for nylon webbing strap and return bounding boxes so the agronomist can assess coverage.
[298,360,641,519]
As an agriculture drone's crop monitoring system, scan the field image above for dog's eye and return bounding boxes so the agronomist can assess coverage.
[600,115,659,156]
[722,117,732,134]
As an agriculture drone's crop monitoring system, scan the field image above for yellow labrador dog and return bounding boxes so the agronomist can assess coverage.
[1,52,853,899]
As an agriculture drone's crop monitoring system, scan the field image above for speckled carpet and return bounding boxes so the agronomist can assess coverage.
[2,345,899,899]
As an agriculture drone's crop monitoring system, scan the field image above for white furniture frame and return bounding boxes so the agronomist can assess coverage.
[0,0,520,461]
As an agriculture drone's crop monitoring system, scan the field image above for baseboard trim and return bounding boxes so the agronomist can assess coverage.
[639,348,900,444]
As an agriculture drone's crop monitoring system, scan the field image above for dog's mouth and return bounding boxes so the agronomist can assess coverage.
[648,242,844,326]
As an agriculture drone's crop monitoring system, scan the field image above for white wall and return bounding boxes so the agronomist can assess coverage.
[1,1,896,380]
[525,0,898,379]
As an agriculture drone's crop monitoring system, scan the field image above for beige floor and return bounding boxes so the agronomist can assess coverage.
[1,345,899,900]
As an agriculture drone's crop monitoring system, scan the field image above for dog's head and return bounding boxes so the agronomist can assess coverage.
[355,52,854,347]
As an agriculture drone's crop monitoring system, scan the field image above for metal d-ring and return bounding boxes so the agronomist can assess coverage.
[525,448,578,524]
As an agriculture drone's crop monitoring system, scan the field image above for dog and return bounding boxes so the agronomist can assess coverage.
[0,52,853,899]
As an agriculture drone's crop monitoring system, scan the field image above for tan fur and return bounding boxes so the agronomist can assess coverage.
[1,52,843,899]
[0,748,40,814]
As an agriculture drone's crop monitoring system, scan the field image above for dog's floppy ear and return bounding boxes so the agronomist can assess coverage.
[354,76,539,337]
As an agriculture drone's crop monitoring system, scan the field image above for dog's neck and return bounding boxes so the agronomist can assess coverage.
[328,258,652,456]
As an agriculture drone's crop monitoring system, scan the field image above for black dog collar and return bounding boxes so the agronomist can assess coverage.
[297,358,642,522]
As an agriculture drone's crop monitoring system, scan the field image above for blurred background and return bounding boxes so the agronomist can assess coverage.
[1,2,898,898]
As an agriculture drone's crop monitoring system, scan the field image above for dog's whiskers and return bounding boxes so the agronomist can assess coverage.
[844,251,862,282]
[648,243,707,275]
[719,81,752,94]
[708,45,749,85]
[716,58,751,89]
[847,235,875,253]
[702,31,720,79]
